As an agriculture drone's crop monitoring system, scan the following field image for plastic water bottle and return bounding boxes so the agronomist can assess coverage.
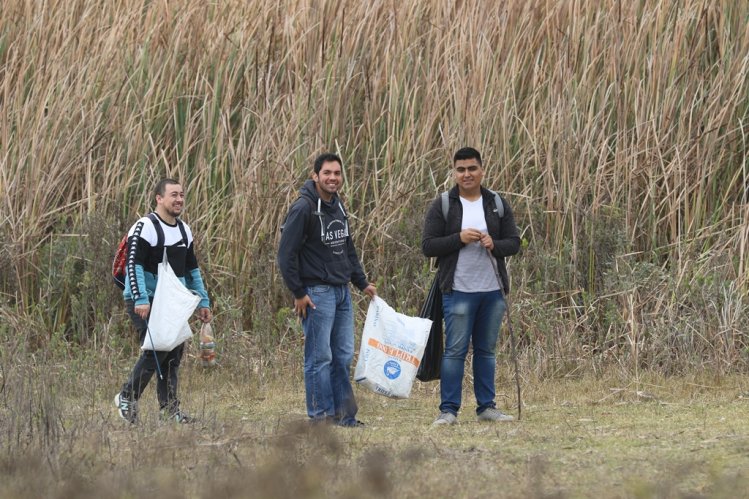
[199,322,216,367]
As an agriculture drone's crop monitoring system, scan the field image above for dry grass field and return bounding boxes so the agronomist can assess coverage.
[2,346,749,498]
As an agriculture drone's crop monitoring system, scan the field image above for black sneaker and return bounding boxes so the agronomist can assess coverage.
[337,419,365,428]
[161,408,194,424]
[114,393,137,423]
[309,416,336,426]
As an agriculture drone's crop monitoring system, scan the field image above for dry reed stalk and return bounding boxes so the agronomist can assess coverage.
[0,0,747,370]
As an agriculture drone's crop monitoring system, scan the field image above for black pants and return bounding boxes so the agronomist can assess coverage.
[120,300,184,413]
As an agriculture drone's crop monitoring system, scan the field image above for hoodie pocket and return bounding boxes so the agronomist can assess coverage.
[323,260,352,284]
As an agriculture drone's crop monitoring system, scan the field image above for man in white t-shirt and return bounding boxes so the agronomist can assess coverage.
[422,147,521,425]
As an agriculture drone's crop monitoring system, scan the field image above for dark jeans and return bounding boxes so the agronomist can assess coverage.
[120,300,184,412]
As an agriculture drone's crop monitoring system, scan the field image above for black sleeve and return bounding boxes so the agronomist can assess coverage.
[277,199,311,299]
[185,243,199,271]
[491,197,521,259]
[421,197,463,258]
[126,220,152,302]
[347,232,369,291]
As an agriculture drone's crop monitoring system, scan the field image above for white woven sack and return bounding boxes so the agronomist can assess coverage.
[354,296,432,399]
[143,251,200,351]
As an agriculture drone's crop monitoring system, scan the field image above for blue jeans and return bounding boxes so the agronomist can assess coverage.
[440,290,506,416]
[302,284,358,425]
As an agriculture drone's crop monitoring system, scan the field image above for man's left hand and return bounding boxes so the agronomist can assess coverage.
[479,233,494,251]
[363,284,377,298]
[198,307,212,323]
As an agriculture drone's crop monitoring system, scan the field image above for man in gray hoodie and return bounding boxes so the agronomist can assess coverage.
[278,153,376,427]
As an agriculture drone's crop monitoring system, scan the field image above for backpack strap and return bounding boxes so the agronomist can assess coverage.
[147,213,165,249]
[176,219,188,247]
[441,190,504,222]
[441,192,449,223]
[491,191,504,218]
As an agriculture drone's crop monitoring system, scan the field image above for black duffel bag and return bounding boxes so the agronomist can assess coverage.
[416,275,443,382]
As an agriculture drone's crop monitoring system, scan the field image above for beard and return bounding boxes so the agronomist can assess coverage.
[165,205,182,218]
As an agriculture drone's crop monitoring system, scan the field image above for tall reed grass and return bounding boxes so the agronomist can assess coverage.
[1,0,748,373]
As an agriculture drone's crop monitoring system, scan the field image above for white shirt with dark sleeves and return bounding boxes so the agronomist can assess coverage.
[122,213,209,308]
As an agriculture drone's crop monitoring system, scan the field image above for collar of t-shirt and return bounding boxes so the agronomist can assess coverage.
[459,196,487,232]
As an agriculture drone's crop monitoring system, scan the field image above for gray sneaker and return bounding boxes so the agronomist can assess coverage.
[477,408,514,422]
[432,412,457,426]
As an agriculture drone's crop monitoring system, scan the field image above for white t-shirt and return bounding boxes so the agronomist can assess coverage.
[452,197,500,293]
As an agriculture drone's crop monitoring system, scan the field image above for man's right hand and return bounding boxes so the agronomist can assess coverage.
[460,228,483,244]
[134,303,151,320]
[294,295,316,319]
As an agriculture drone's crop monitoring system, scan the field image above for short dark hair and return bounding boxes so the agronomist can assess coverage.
[154,178,180,199]
[313,153,342,174]
[453,147,482,165]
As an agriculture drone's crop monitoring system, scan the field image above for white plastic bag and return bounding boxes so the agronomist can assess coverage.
[354,296,432,399]
[143,251,201,351]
